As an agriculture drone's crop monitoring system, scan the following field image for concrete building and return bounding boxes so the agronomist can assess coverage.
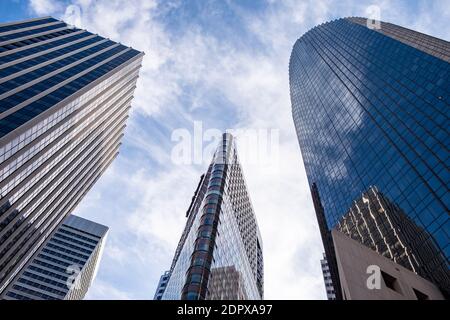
[332,229,445,300]
[336,186,449,290]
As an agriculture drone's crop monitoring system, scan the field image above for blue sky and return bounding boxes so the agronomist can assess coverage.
[2,0,449,299]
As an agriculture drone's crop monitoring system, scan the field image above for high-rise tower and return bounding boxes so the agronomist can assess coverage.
[160,133,263,300]
[1,214,108,300]
[289,17,449,297]
[320,253,336,300]
[0,16,143,293]
[153,270,170,300]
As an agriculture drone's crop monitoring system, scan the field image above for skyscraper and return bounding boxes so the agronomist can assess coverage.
[289,17,449,297]
[0,17,143,294]
[320,253,336,300]
[161,133,263,300]
[153,270,170,300]
[1,214,108,300]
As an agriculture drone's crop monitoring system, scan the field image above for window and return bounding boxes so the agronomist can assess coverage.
[381,270,402,294]
[413,288,429,300]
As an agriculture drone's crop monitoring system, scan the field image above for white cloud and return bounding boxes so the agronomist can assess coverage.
[27,0,450,300]
[85,278,132,300]
[29,0,62,15]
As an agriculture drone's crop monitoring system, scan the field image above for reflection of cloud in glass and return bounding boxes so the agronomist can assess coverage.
[291,17,450,297]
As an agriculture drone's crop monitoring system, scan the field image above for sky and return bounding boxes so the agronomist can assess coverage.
[1,0,449,300]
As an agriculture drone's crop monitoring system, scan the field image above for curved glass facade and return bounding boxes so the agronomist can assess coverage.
[290,17,449,294]
[162,133,263,300]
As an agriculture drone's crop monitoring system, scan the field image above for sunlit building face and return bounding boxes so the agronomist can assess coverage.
[0,17,143,294]
[160,133,264,300]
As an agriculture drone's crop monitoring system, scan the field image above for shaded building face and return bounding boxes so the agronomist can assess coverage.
[1,214,108,300]
[331,229,445,300]
[290,17,449,293]
[0,17,143,293]
[162,134,263,300]
[336,186,450,291]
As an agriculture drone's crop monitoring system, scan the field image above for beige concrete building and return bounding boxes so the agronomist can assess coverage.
[332,229,445,300]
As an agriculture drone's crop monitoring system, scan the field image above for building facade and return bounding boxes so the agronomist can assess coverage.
[336,186,449,290]
[161,133,263,300]
[1,214,108,300]
[153,270,170,300]
[289,17,449,297]
[320,253,336,300]
[332,229,444,300]
[0,16,143,294]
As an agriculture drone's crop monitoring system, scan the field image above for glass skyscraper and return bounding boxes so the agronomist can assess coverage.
[1,214,108,300]
[161,133,263,300]
[0,17,143,294]
[289,17,449,297]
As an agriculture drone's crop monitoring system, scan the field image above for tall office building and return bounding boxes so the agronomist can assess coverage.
[320,253,336,300]
[0,17,143,294]
[1,214,108,300]
[153,270,170,300]
[289,17,449,298]
[161,133,263,300]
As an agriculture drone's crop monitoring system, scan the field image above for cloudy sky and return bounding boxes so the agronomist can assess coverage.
[1,0,449,299]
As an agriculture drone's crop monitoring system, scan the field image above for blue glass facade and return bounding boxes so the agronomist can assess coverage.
[0,18,58,35]
[0,17,143,295]
[290,17,449,294]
